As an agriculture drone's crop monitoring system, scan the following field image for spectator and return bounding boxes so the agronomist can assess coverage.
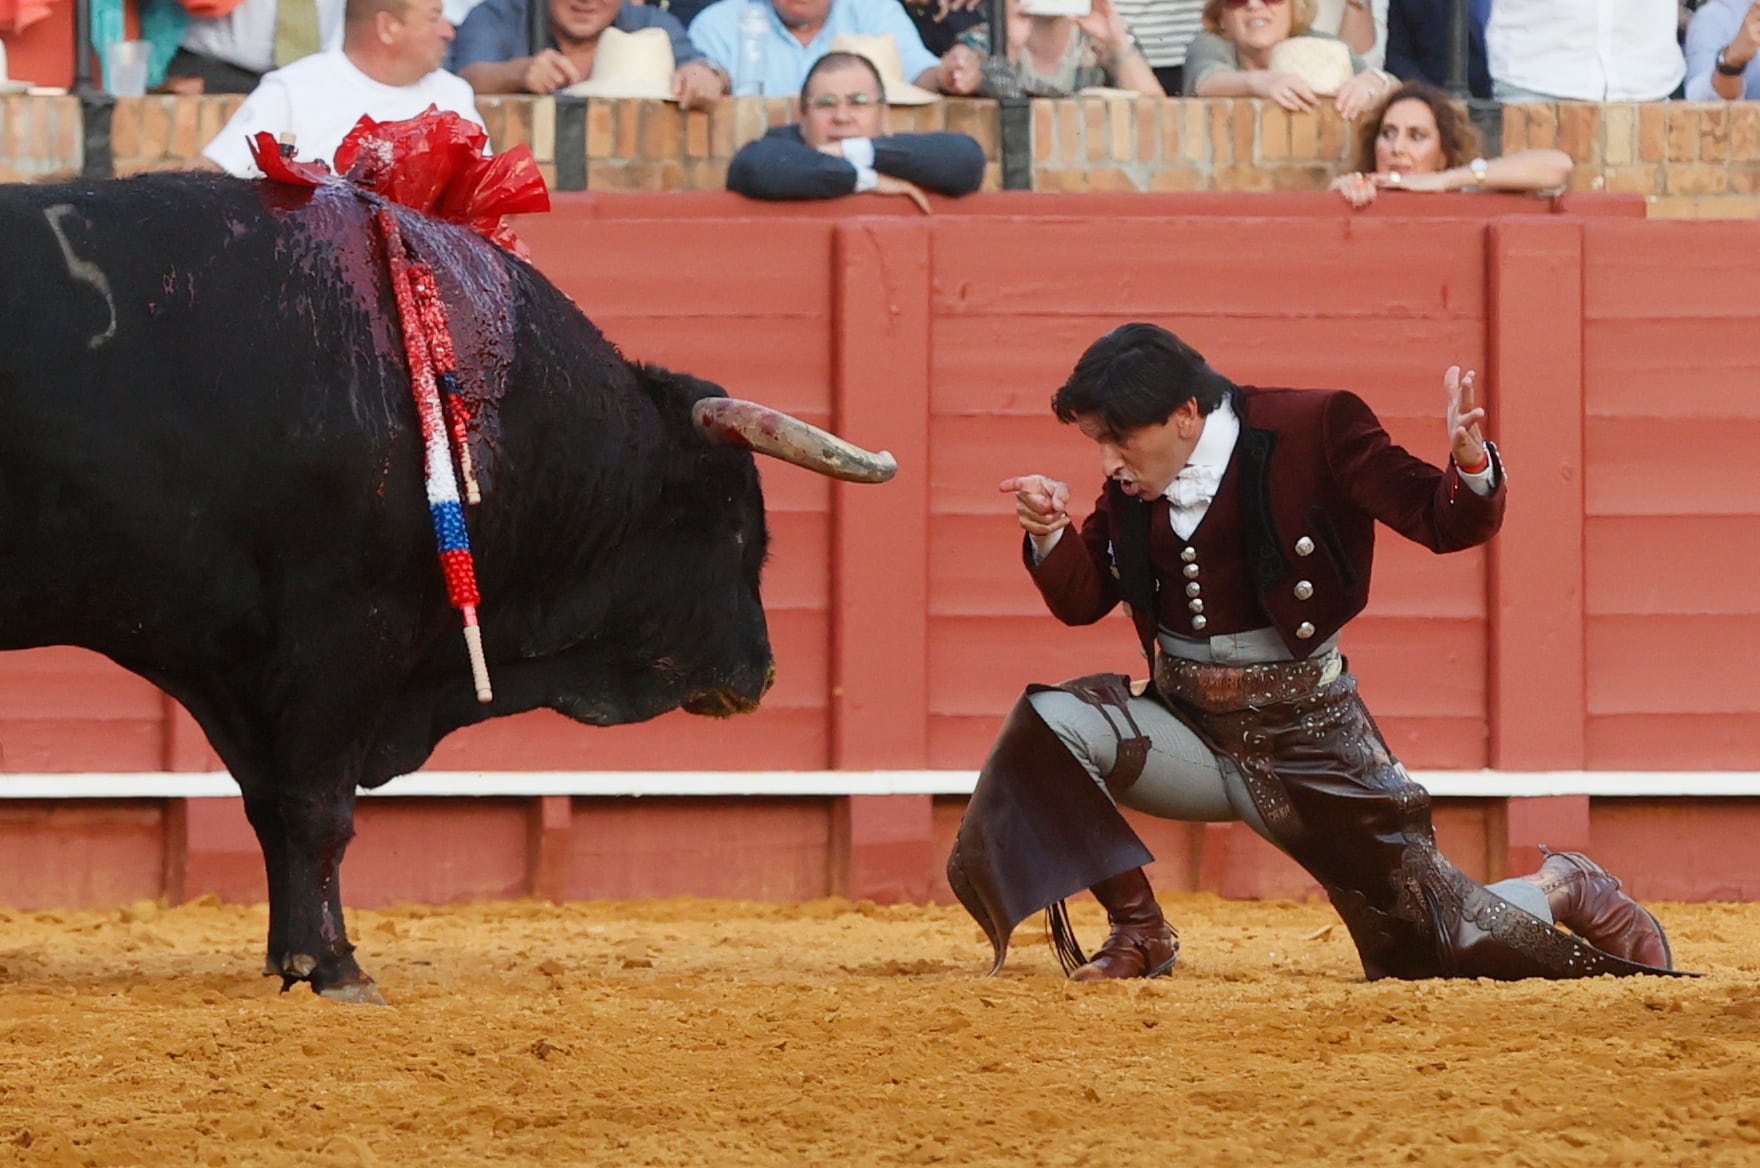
[727,49,984,208]
[1486,0,1684,101]
[1684,0,1760,99]
[1311,0,1383,64]
[202,0,482,175]
[653,0,718,28]
[897,0,986,57]
[1384,0,1489,98]
[168,0,346,94]
[1110,0,1205,93]
[1183,0,1394,118]
[689,0,941,97]
[940,0,1165,98]
[1681,0,1711,43]
[452,0,724,108]
[1330,81,1572,207]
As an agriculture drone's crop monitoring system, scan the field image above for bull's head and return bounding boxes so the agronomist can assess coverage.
[679,395,895,717]
[591,369,894,724]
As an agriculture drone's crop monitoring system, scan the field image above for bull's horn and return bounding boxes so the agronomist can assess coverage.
[692,398,897,484]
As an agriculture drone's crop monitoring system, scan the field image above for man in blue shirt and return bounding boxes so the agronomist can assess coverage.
[453,0,727,107]
[1684,0,1760,99]
[690,0,943,97]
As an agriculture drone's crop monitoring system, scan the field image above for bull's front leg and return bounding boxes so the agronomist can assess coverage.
[267,783,384,1005]
[239,785,292,979]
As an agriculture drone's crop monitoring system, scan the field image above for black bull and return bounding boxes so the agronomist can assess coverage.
[0,172,894,1002]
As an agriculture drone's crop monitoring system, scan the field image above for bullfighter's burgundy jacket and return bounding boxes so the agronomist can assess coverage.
[1025,385,1506,658]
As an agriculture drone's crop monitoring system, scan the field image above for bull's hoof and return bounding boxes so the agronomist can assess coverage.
[318,979,388,1007]
[268,949,380,1001]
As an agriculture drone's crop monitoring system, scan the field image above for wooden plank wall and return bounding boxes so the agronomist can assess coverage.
[1580,220,1760,771]
[3,192,1758,909]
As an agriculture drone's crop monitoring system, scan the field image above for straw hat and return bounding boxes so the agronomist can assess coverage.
[828,33,939,106]
[1266,36,1356,97]
[561,27,678,101]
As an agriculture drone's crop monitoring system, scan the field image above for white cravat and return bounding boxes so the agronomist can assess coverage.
[1164,397,1240,539]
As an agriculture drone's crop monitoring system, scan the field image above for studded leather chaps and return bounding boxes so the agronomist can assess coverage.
[1155,658,1680,980]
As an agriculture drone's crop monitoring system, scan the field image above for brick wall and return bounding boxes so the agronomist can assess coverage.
[0,94,82,181]
[2,92,1757,217]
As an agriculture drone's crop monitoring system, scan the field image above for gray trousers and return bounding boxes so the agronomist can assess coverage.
[1027,687,1553,923]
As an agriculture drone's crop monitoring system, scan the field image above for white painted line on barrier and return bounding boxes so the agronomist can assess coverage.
[0,771,1758,799]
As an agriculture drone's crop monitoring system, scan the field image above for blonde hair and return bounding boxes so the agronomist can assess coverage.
[1201,0,1317,37]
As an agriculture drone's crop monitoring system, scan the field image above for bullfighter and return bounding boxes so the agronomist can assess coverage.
[947,322,1683,983]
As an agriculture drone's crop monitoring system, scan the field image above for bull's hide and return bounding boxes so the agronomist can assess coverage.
[0,172,789,998]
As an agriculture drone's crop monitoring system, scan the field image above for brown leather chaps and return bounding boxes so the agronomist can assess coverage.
[949,662,1686,980]
[945,684,1152,975]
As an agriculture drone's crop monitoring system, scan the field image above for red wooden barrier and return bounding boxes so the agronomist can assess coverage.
[5,191,1760,909]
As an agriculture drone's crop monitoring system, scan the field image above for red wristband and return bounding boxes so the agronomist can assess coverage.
[1456,451,1490,475]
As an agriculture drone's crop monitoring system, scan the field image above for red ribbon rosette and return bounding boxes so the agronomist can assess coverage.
[248,107,551,256]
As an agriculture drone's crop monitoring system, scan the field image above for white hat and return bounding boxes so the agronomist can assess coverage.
[828,33,939,106]
[561,26,677,101]
[1267,36,1356,97]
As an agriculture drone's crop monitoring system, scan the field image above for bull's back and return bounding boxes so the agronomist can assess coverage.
[0,173,460,645]
[0,173,408,431]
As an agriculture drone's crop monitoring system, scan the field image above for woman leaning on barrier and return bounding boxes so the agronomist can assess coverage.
[1330,80,1574,208]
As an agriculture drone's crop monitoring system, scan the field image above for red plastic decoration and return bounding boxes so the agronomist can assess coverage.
[248,106,551,255]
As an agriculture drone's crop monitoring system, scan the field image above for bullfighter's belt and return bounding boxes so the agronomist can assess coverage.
[1153,650,1343,714]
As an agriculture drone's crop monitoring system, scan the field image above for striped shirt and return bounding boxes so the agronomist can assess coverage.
[1108,0,1205,69]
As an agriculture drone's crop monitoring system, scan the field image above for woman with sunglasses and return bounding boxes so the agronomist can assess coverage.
[727,51,986,210]
[1330,81,1573,208]
[1184,0,1391,117]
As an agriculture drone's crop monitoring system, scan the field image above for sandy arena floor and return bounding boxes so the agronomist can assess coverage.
[0,894,1757,1167]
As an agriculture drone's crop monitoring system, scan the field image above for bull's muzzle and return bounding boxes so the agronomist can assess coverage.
[684,662,775,718]
[692,398,897,484]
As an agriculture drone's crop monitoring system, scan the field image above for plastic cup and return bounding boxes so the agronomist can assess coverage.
[104,40,150,98]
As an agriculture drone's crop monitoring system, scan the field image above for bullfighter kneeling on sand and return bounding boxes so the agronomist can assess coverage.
[947,322,1686,983]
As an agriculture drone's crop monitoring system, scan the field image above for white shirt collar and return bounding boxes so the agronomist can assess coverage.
[1182,395,1239,473]
[1161,395,1240,535]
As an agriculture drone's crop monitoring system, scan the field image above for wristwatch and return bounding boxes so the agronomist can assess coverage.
[1468,157,1489,185]
[1716,47,1749,76]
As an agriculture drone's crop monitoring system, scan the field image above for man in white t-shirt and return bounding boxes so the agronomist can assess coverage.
[203,0,486,176]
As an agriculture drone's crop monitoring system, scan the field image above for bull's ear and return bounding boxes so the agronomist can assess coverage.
[692,398,896,484]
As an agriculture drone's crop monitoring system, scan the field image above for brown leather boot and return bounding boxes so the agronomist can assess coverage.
[1527,848,1673,970]
[1066,867,1179,982]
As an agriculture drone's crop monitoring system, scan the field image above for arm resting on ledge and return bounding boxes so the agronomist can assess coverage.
[1456,149,1575,193]
[728,126,985,200]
